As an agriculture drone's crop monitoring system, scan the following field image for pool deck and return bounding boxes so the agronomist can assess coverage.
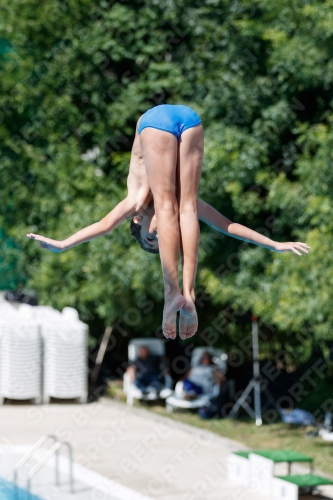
[0,398,332,500]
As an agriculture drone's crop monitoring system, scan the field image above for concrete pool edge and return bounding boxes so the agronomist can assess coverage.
[1,445,155,500]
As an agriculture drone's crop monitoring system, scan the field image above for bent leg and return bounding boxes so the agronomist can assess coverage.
[134,377,149,393]
[139,128,185,339]
[177,124,204,339]
[146,374,163,391]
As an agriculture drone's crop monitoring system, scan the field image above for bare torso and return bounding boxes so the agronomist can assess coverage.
[126,119,153,213]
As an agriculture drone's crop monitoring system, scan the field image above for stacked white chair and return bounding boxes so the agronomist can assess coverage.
[42,306,88,403]
[0,303,42,404]
[0,302,88,404]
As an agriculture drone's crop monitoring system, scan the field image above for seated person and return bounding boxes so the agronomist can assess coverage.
[182,351,223,398]
[127,345,163,395]
[198,376,231,418]
[199,352,238,418]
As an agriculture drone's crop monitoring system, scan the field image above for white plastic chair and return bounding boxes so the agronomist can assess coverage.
[165,347,227,412]
[0,303,88,404]
[42,307,88,403]
[123,338,173,405]
[0,303,42,404]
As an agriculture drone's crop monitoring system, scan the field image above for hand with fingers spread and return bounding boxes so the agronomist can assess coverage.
[26,233,65,253]
[273,242,310,256]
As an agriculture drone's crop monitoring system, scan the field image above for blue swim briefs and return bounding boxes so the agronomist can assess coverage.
[138,104,202,141]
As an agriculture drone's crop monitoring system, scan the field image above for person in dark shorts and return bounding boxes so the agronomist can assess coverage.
[129,345,163,394]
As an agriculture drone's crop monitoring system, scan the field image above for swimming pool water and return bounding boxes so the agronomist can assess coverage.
[0,477,43,499]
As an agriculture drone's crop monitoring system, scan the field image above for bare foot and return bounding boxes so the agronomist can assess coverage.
[163,293,186,339]
[179,299,198,340]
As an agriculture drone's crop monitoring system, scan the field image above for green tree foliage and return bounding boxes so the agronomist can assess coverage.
[1,0,333,360]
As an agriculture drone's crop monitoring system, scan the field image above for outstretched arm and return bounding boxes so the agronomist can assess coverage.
[27,121,149,254]
[197,199,309,255]
[27,197,137,252]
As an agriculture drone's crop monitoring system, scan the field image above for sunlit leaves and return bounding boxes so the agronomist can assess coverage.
[1,0,333,354]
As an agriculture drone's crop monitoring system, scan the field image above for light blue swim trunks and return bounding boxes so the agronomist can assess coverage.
[138,104,202,141]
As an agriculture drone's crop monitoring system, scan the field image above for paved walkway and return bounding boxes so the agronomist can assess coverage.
[0,399,332,500]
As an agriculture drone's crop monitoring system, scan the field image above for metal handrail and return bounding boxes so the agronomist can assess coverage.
[26,440,74,495]
[14,434,58,487]
[13,434,74,497]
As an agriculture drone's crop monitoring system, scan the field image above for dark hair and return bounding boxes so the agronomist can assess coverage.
[130,218,159,254]
[201,351,213,364]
